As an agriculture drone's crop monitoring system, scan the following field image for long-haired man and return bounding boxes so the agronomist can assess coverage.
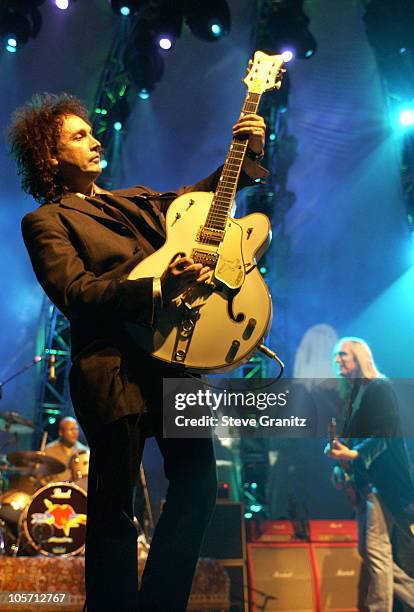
[326,337,414,611]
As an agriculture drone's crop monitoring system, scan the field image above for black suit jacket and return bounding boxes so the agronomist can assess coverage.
[21,167,259,425]
[343,379,414,516]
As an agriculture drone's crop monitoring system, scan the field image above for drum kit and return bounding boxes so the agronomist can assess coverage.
[0,411,89,557]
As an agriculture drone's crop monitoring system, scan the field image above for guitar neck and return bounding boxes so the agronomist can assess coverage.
[328,417,337,446]
[205,91,262,230]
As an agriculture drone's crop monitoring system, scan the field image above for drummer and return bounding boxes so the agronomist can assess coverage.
[44,417,88,482]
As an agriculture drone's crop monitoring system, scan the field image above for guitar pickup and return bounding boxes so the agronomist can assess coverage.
[191,249,219,267]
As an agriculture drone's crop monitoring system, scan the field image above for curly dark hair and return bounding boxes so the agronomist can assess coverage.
[8,93,91,204]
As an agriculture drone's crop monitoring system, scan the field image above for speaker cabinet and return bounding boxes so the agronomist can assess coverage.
[200,501,245,560]
[220,560,248,612]
[248,543,316,611]
[311,543,367,611]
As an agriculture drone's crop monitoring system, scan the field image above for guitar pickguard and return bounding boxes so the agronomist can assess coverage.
[215,219,245,289]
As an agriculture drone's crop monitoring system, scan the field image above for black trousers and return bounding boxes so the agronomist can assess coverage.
[77,411,217,612]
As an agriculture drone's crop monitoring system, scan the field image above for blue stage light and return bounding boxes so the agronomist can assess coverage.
[185,2,230,42]
[210,23,222,37]
[114,121,122,131]
[399,108,414,128]
[100,159,108,169]
[138,88,150,100]
[111,0,142,16]
[5,37,17,52]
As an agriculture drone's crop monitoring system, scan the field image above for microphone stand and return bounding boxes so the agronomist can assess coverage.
[0,356,44,400]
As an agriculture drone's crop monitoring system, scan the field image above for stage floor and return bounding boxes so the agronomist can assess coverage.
[0,556,230,611]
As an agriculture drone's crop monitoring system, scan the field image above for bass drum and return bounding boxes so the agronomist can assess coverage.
[19,482,87,556]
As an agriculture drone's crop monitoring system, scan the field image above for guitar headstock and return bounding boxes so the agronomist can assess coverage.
[243,51,285,94]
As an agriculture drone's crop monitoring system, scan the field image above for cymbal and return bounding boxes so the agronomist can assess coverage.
[7,451,65,477]
[0,412,35,434]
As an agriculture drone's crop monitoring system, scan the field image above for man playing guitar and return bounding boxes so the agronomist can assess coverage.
[325,337,414,612]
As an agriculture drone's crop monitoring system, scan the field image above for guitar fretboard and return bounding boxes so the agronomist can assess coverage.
[205,91,262,231]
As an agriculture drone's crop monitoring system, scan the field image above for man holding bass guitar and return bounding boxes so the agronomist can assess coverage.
[325,337,414,612]
[8,80,268,610]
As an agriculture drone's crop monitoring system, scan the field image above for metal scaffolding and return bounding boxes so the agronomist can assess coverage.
[34,299,71,445]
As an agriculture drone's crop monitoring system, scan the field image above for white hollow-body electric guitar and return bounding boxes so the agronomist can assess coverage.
[127,51,285,372]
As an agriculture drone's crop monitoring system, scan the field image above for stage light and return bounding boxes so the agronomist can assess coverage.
[110,0,144,16]
[150,3,183,51]
[100,159,108,169]
[5,37,17,52]
[158,36,172,50]
[55,0,69,9]
[251,482,258,489]
[184,0,231,42]
[259,265,268,275]
[0,10,34,51]
[259,4,316,60]
[244,512,253,519]
[281,49,294,62]
[269,133,276,141]
[400,107,414,128]
[363,1,414,57]
[138,88,150,100]
[250,503,263,513]
[104,95,131,132]
[124,24,164,93]
[210,22,222,37]
[48,417,56,425]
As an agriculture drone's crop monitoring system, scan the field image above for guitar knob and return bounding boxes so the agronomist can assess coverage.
[174,350,186,362]
[243,318,257,340]
[225,340,240,363]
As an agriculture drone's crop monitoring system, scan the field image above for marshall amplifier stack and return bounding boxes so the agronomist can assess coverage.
[248,519,366,612]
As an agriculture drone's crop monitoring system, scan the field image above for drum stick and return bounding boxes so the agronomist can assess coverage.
[39,431,48,452]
